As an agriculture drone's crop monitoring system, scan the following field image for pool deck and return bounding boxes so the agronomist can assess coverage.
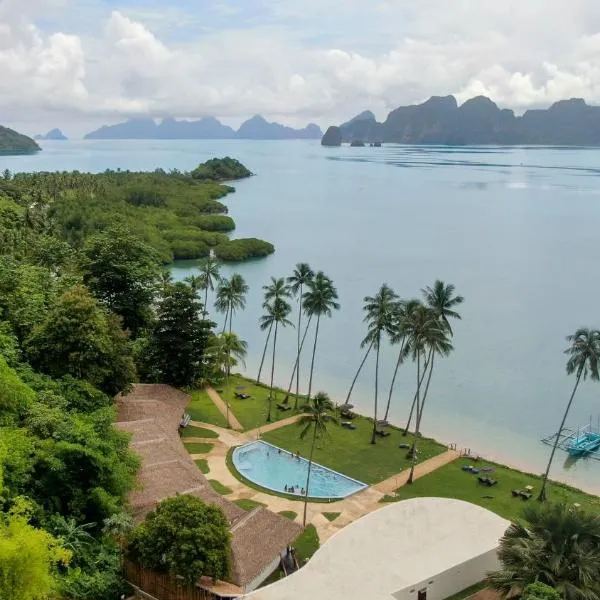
[188,411,459,542]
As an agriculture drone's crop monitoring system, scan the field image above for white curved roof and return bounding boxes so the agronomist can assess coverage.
[245,497,510,600]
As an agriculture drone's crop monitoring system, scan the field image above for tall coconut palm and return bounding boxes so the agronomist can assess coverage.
[421,279,464,335]
[403,305,451,483]
[487,502,600,598]
[357,284,398,444]
[538,328,600,501]
[383,298,420,423]
[298,392,338,526]
[287,264,315,406]
[303,272,340,401]
[197,257,221,316]
[260,298,293,422]
[257,278,292,384]
[208,332,248,382]
[215,273,248,334]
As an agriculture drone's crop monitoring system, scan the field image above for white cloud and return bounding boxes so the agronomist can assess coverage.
[3,0,600,134]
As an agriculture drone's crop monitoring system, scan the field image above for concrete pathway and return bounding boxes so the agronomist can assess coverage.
[244,413,307,440]
[372,449,459,494]
[205,386,243,431]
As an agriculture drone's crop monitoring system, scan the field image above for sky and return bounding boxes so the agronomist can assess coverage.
[2,0,600,137]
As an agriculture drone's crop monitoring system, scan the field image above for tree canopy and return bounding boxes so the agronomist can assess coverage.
[128,495,231,585]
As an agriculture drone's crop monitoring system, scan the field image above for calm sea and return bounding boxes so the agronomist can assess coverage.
[6,139,600,493]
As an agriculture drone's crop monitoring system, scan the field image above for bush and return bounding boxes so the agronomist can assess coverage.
[522,583,561,600]
[191,158,252,182]
[126,189,166,208]
[193,215,235,232]
[214,238,275,261]
[169,240,211,260]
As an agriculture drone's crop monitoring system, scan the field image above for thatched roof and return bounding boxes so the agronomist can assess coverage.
[117,384,302,591]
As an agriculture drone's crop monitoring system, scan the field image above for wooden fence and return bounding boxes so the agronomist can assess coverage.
[124,560,222,600]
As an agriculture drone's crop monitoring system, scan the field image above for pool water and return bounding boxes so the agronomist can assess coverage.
[232,440,368,499]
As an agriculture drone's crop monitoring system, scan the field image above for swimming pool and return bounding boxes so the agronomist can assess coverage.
[232,440,368,499]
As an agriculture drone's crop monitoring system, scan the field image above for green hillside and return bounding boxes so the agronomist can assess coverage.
[0,125,40,154]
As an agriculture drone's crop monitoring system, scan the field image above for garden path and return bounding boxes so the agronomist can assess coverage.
[205,386,244,431]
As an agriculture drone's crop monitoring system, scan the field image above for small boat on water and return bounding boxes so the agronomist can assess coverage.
[567,430,600,456]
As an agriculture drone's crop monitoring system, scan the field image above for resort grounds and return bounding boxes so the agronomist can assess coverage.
[182,373,600,577]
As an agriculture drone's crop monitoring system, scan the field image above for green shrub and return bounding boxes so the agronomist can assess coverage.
[214,238,275,261]
[169,240,210,260]
[193,215,235,232]
[191,158,252,182]
[126,189,166,208]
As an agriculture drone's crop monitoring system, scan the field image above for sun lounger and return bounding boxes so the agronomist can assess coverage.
[377,420,389,427]
[340,411,356,420]
[277,403,291,412]
[375,430,390,438]
[179,412,191,428]
[398,443,410,449]
[478,476,498,487]
[341,421,357,430]
[512,489,532,500]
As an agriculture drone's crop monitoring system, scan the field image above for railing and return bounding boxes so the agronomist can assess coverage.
[124,560,220,600]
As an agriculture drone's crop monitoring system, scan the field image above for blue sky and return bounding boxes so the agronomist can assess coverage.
[3,0,600,136]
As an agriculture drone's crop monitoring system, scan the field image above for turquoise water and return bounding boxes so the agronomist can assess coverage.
[232,440,367,499]
[7,139,600,493]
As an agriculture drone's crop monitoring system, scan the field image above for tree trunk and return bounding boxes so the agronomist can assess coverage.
[228,305,233,334]
[307,316,321,402]
[402,356,431,436]
[266,322,279,423]
[204,286,209,317]
[295,286,303,410]
[221,305,229,334]
[384,339,406,421]
[256,323,273,384]
[370,337,380,445]
[303,420,318,527]
[538,371,583,501]
[286,316,312,408]
[345,340,374,405]
[407,349,422,484]
[415,350,435,433]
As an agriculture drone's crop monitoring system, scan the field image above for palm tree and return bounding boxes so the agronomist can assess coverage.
[402,282,463,432]
[257,278,292,384]
[383,299,419,423]
[260,298,293,422]
[354,284,398,444]
[215,273,248,333]
[197,257,221,316]
[303,272,340,401]
[298,392,338,526]
[403,305,452,483]
[421,279,464,335]
[208,332,248,382]
[487,502,600,599]
[287,264,315,406]
[538,328,600,501]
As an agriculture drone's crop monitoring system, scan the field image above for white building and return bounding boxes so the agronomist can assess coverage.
[245,497,510,600]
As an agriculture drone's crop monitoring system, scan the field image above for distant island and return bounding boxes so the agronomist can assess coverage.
[34,128,68,141]
[85,115,322,140]
[191,157,253,182]
[323,96,600,146]
[0,125,40,154]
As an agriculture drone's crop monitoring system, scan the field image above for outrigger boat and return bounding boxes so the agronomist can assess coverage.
[567,429,600,456]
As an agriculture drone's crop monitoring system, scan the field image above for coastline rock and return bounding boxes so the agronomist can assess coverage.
[321,126,342,147]
[327,95,600,145]
[0,125,40,154]
[35,128,68,141]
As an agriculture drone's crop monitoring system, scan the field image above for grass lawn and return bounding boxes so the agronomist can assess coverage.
[443,582,486,600]
[384,459,600,522]
[322,512,340,522]
[234,498,266,511]
[180,425,219,439]
[187,389,228,428]
[211,374,307,431]
[194,459,209,474]
[209,479,232,495]
[279,511,298,520]
[294,525,320,565]
[262,415,446,484]
[184,442,214,454]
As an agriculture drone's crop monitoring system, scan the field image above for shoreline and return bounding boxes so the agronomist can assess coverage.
[230,372,600,499]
